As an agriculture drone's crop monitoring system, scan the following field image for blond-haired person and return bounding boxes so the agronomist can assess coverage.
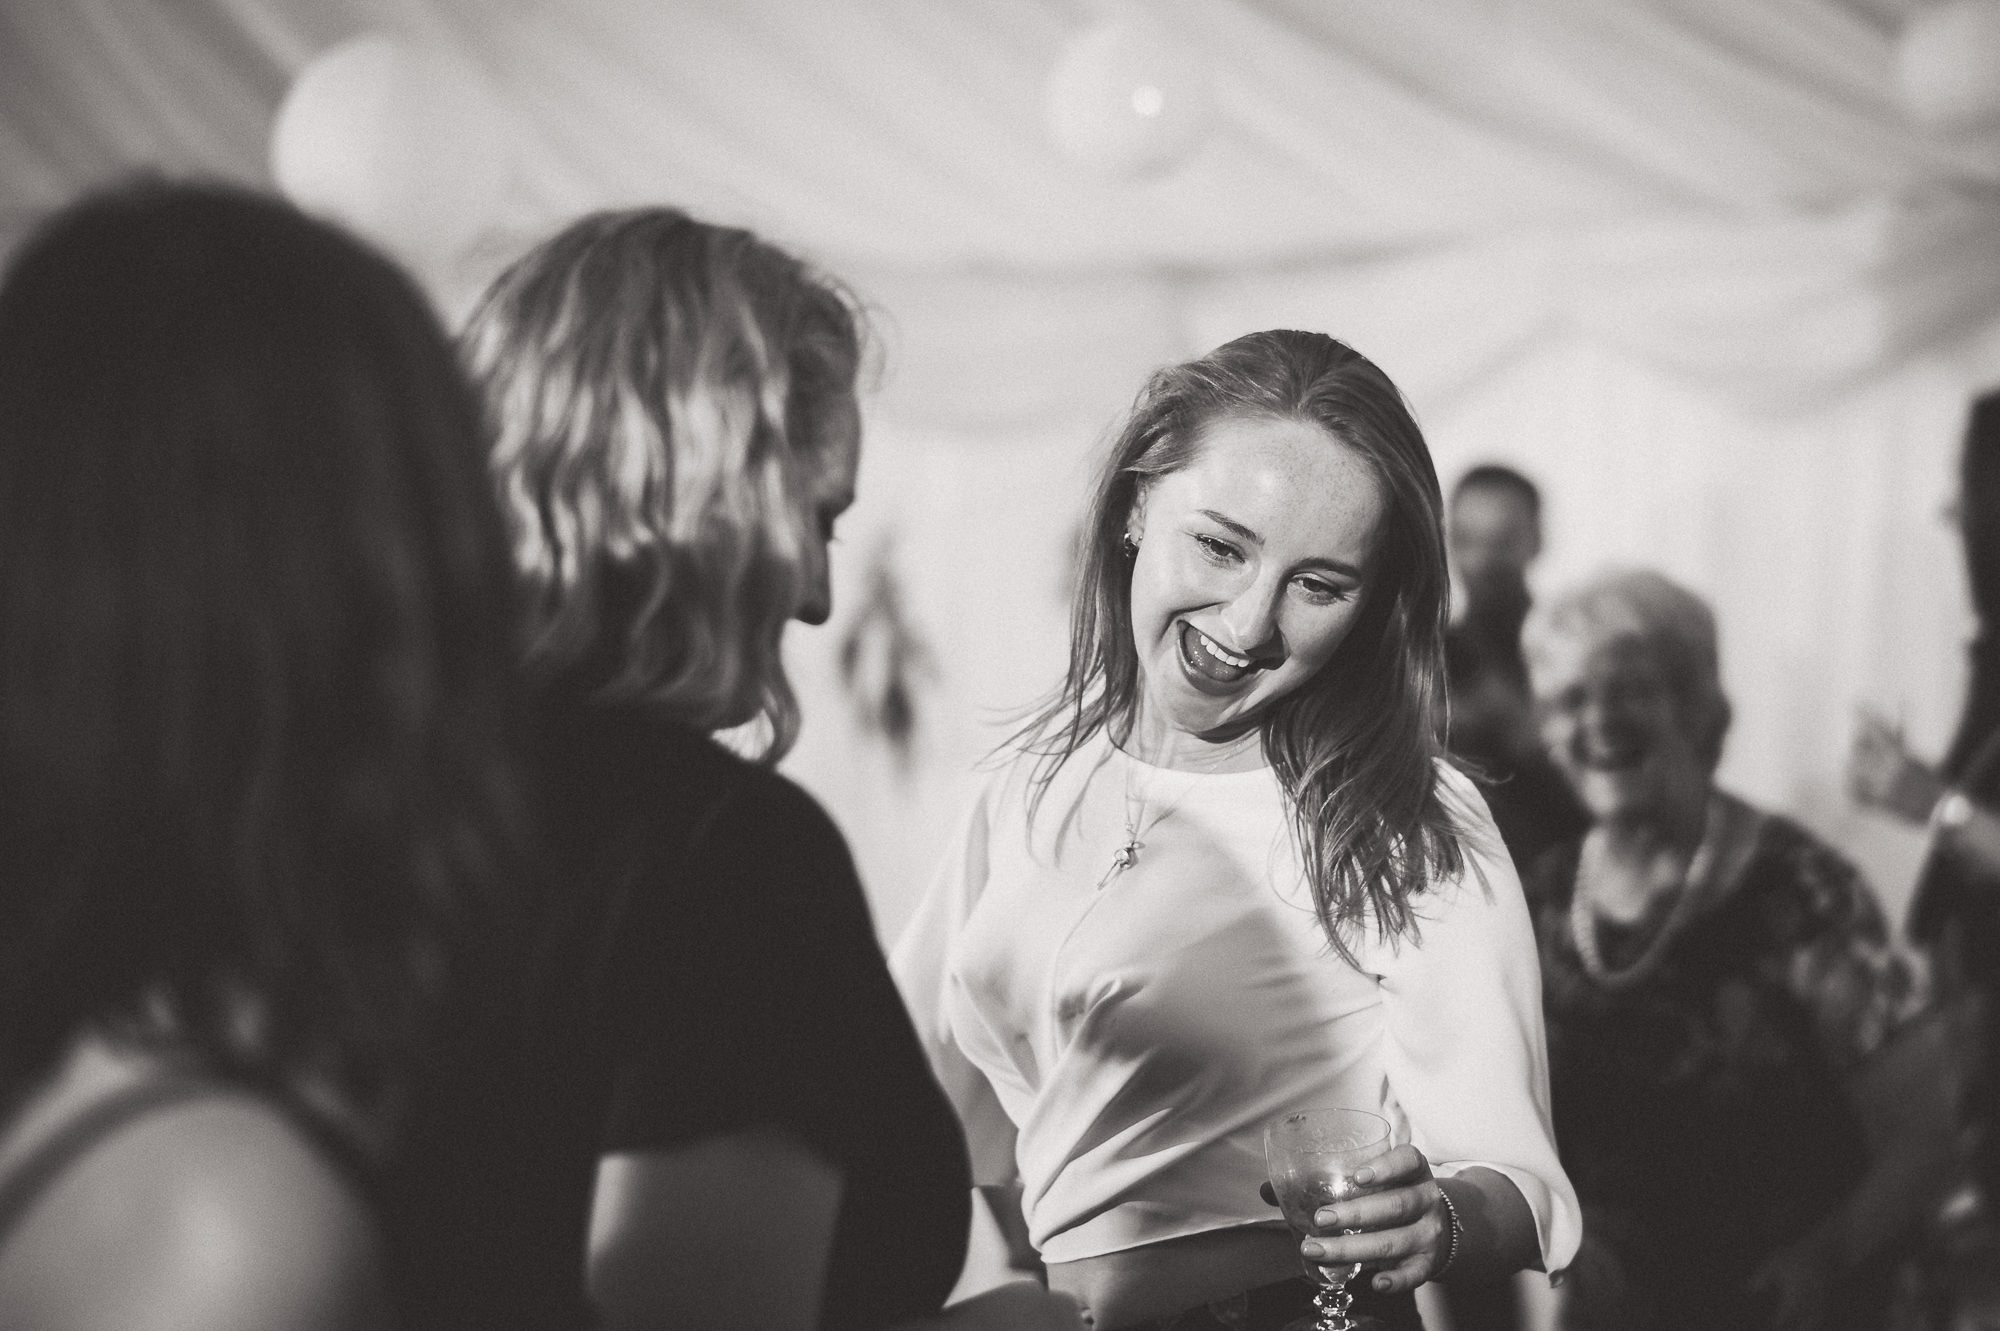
[454,209,1081,1331]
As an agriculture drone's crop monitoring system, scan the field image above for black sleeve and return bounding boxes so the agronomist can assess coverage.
[601,769,972,1329]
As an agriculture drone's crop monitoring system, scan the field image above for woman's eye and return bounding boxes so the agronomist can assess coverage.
[1194,534,1238,562]
[1295,578,1352,605]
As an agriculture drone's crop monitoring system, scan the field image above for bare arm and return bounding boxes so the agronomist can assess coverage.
[1847,710,2000,873]
[589,1135,1083,1331]
[588,1127,843,1331]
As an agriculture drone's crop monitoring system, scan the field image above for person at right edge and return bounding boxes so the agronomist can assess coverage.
[1848,388,2000,1315]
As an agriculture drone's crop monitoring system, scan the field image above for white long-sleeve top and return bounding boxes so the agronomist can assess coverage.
[891,732,1581,1277]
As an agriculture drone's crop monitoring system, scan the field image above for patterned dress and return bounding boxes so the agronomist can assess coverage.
[1525,791,1923,1330]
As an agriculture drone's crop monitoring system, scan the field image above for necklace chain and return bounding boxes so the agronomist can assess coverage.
[1569,807,1717,990]
[1098,740,1248,888]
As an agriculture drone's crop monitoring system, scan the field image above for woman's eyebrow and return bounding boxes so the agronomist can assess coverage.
[1197,508,1364,578]
[1197,508,1259,543]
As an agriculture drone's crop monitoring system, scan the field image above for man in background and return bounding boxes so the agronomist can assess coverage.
[1443,464,1588,876]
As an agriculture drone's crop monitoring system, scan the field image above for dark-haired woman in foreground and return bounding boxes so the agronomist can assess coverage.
[896,330,1580,1331]
[0,180,521,1329]
[461,207,1082,1331]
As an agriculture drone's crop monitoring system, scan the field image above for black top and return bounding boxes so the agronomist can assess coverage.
[1443,616,1588,869]
[571,704,973,1329]
[394,696,972,1331]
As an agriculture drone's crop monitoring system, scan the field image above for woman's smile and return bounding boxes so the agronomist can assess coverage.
[1126,414,1385,753]
[1177,621,1265,688]
[1536,638,1709,825]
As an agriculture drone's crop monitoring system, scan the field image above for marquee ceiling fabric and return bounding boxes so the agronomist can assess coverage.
[5,0,1993,928]
[6,0,2000,421]
[2,1,1982,248]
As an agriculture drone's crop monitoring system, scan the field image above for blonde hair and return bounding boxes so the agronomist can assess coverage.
[1523,567,1731,769]
[463,209,861,757]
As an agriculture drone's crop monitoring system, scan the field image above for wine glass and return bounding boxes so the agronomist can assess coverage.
[1263,1107,1391,1331]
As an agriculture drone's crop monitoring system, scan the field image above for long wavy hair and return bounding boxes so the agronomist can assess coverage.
[0,180,523,1125]
[1018,330,1464,954]
[461,208,863,760]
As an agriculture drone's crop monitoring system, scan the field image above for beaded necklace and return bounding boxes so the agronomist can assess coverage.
[1568,811,1716,991]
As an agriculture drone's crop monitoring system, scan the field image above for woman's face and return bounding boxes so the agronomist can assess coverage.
[1534,633,1711,825]
[792,393,861,626]
[1126,414,1386,746]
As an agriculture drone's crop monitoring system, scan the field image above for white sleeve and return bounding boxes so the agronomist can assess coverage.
[889,777,1020,1187]
[1363,765,1583,1280]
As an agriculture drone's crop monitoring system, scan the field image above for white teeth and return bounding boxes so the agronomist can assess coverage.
[1197,629,1250,668]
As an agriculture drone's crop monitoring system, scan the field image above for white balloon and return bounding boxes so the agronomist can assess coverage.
[1044,9,1212,179]
[1896,0,2000,133]
[270,33,511,271]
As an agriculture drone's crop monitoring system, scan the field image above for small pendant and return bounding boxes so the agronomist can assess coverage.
[1098,837,1140,888]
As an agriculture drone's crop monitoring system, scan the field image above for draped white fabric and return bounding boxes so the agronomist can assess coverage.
[6,0,1997,937]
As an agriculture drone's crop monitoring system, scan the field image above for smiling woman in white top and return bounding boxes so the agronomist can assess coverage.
[894,329,1581,1331]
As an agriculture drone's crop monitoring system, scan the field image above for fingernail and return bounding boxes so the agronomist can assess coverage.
[1316,1208,1340,1229]
[1374,1275,1392,1292]
[1303,1242,1326,1260]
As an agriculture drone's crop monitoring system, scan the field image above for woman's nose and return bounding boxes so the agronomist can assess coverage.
[1572,692,1632,754]
[1219,578,1283,655]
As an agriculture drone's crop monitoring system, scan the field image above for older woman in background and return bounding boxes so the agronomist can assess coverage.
[1522,568,1959,1331]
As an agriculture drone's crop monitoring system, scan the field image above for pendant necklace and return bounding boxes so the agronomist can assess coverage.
[1098,736,1252,888]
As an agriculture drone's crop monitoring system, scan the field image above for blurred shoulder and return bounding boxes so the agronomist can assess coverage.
[1755,804,1863,879]
[0,1089,387,1331]
[1736,798,1882,926]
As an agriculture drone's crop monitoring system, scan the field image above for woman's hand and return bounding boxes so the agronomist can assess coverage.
[1293,1144,1454,1296]
[1846,709,1944,824]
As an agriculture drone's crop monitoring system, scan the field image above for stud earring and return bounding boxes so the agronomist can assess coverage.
[1122,533,1140,559]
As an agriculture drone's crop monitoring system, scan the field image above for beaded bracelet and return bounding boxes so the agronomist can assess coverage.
[1433,1186,1465,1279]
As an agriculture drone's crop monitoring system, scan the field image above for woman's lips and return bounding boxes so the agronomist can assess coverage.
[1178,622,1258,688]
